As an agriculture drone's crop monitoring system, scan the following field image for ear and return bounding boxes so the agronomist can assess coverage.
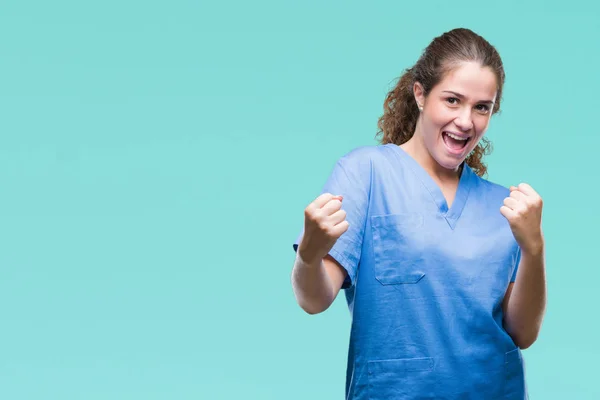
[413,82,425,109]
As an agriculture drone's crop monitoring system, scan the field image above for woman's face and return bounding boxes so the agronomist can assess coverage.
[414,61,498,171]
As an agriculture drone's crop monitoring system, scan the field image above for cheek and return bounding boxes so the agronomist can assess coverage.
[474,116,491,135]
[426,106,454,129]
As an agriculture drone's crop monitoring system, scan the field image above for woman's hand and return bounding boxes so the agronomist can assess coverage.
[297,193,349,265]
[500,183,544,255]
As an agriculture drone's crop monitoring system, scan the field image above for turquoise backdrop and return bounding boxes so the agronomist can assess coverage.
[1,1,598,398]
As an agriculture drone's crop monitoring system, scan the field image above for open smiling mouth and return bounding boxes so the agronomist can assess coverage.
[442,131,471,152]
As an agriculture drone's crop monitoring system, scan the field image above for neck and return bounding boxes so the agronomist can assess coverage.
[400,127,462,184]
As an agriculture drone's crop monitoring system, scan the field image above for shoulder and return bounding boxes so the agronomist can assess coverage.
[335,144,392,169]
[330,145,399,184]
[471,172,511,203]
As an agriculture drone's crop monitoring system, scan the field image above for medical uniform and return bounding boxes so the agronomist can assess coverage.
[293,144,527,399]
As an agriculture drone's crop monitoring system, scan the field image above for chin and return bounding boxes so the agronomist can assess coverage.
[434,152,467,171]
[437,137,480,171]
[439,159,464,171]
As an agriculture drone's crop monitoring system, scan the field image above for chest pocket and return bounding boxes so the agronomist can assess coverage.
[370,213,427,285]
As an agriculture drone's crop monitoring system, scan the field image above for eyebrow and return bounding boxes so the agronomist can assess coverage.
[442,90,495,104]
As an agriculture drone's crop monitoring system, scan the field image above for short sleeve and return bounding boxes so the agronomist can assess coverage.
[510,246,521,283]
[292,149,372,289]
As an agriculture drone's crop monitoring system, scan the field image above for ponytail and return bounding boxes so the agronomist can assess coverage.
[376,68,420,147]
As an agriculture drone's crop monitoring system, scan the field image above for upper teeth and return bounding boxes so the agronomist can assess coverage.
[446,132,468,141]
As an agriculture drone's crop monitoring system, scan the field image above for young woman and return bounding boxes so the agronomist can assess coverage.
[291,28,546,399]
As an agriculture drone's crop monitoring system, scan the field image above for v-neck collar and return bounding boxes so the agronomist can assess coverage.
[386,143,474,230]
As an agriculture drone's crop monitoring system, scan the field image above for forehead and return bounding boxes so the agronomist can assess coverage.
[435,61,498,101]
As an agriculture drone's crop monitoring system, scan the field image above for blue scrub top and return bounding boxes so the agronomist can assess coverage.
[293,144,528,399]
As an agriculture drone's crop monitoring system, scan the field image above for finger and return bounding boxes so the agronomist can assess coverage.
[503,197,519,210]
[509,189,527,201]
[509,186,518,192]
[330,220,350,237]
[310,193,336,210]
[500,205,515,219]
[320,198,343,216]
[321,194,343,207]
[328,209,347,225]
[516,183,537,197]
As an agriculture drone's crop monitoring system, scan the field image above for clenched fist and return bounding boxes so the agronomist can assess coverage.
[297,193,350,266]
[500,183,544,255]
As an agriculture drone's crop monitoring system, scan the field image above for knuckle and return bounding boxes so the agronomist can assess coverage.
[323,226,336,237]
[317,220,330,232]
[304,207,316,220]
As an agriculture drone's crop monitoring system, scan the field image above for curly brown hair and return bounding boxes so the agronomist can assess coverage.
[375,28,505,177]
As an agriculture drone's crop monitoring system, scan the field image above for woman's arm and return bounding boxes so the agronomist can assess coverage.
[291,253,348,315]
[500,183,547,349]
[290,151,372,315]
[290,193,350,315]
[502,247,547,349]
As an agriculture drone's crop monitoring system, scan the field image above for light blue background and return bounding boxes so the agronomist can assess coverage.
[0,1,598,398]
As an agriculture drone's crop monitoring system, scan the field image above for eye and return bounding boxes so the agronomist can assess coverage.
[475,104,490,114]
[446,97,459,105]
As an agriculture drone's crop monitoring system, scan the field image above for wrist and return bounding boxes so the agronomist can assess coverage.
[522,237,545,258]
[296,249,323,269]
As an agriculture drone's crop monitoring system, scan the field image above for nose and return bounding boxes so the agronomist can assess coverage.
[454,108,473,132]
